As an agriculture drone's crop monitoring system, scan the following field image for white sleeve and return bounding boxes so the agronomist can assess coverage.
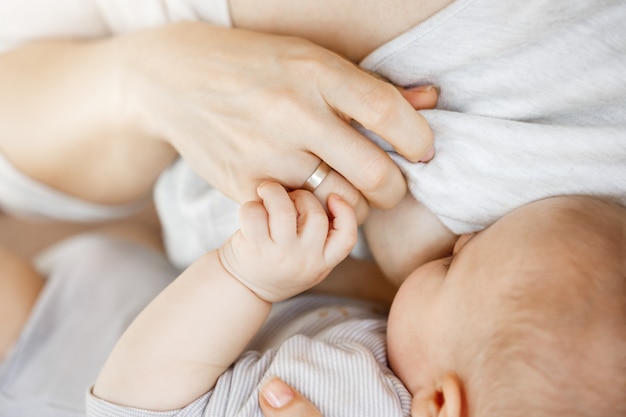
[0,0,110,54]
[359,0,626,234]
[0,150,149,221]
[0,0,232,54]
[94,0,232,34]
[369,111,626,235]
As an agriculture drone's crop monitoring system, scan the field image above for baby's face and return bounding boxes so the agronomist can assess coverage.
[386,196,625,400]
[386,230,488,395]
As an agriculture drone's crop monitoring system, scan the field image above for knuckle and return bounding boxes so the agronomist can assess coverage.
[275,203,297,221]
[359,154,395,191]
[262,86,312,128]
[288,41,336,79]
[239,201,264,222]
[361,85,402,128]
[309,207,330,228]
[339,187,365,213]
[423,128,435,149]
[355,204,370,225]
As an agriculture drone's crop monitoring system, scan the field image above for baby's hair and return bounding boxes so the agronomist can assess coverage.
[461,197,626,417]
[467,301,626,417]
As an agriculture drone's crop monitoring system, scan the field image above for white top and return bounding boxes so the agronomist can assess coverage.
[0,150,146,221]
[359,0,626,233]
[86,295,410,417]
[0,0,231,54]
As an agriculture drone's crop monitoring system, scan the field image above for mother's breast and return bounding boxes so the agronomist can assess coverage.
[228,0,454,61]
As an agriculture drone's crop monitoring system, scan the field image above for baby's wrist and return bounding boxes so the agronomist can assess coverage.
[215,248,274,304]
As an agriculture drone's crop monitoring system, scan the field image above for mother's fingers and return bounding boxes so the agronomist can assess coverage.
[238,201,270,242]
[309,118,408,211]
[259,378,324,417]
[288,190,329,246]
[399,84,439,113]
[323,194,358,266]
[309,57,437,209]
[320,61,434,163]
[302,167,369,224]
[257,182,298,243]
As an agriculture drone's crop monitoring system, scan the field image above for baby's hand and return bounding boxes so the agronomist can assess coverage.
[218,182,357,302]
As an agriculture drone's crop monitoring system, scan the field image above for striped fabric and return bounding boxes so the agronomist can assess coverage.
[86,295,412,417]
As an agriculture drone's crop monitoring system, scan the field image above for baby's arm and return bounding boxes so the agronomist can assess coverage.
[363,193,458,287]
[92,182,357,411]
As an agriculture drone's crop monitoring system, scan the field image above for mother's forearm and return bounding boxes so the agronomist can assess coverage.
[0,38,176,205]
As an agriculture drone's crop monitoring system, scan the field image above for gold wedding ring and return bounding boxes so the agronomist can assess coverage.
[302,161,332,192]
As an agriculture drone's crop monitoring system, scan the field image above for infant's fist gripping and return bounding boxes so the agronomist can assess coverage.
[218,182,357,302]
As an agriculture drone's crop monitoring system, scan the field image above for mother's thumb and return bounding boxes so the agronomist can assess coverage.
[259,377,323,417]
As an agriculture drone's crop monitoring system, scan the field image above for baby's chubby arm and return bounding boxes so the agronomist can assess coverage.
[92,182,357,411]
[364,193,458,287]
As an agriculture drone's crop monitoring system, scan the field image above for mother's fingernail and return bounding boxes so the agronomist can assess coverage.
[408,84,440,95]
[262,378,295,409]
[419,145,436,162]
[410,84,434,93]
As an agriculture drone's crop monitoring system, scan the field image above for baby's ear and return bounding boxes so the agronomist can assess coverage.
[410,372,462,417]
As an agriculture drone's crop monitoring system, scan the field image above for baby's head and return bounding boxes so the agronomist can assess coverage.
[387,196,626,417]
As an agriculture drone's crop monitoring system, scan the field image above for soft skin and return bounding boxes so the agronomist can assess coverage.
[93,183,358,410]
[249,196,626,417]
[387,196,626,417]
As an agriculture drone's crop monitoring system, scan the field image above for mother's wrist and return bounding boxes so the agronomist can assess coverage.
[108,31,163,143]
[109,22,227,150]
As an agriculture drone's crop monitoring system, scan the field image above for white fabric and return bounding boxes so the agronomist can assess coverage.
[0,0,231,54]
[154,159,240,270]
[0,0,109,54]
[0,150,147,221]
[86,295,410,417]
[359,0,626,233]
[154,160,373,270]
[94,0,231,34]
[0,235,177,417]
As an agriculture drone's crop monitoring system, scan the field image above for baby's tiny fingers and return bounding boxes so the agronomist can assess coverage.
[290,189,329,246]
[323,194,358,266]
[238,201,270,242]
[257,182,297,243]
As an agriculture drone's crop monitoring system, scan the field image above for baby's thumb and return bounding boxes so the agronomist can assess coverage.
[259,377,323,417]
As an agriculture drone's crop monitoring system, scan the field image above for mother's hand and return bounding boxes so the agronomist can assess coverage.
[259,377,323,417]
[118,22,436,222]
